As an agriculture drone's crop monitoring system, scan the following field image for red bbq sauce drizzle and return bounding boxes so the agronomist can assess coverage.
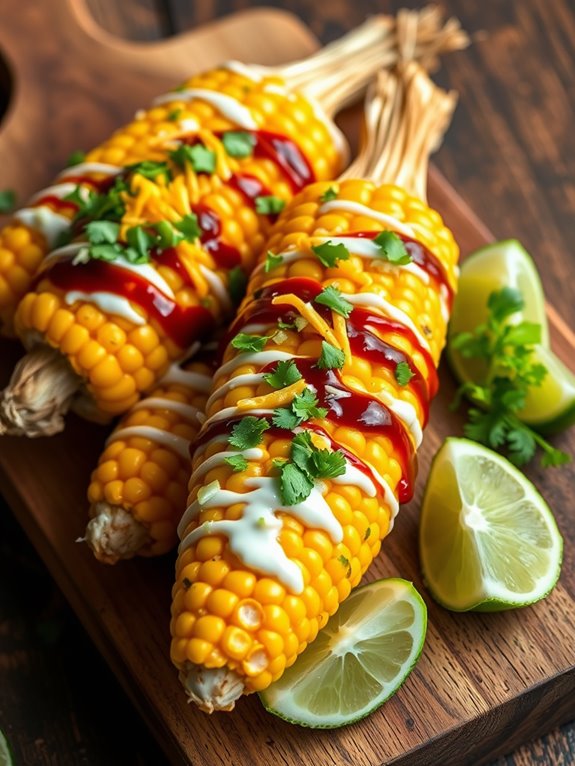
[44,259,213,349]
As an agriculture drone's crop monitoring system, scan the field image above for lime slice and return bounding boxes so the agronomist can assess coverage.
[419,438,563,611]
[448,239,575,433]
[260,578,427,728]
[0,730,13,766]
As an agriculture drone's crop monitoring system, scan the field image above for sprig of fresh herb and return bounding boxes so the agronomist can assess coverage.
[231,332,270,353]
[228,266,247,304]
[66,150,86,167]
[272,387,327,430]
[228,416,270,449]
[317,341,345,370]
[374,231,411,265]
[224,455,249,472]
[0,189,15,214]
[222,131,254,158]
[451,287,570,468]
[126,160,171,181]
[263,360,302,389]
[169,144,216,174]
[320,187,338,203]
[255,195,285,215]
[395,361,415,386]
[311,240,350,268]
[314,285,353,318]
[278,431,346,505]
[264,251,283,272]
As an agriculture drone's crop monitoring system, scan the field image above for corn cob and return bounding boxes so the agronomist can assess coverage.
[171,62,459,712]
[85,345,216,563]
[0,9,468,438]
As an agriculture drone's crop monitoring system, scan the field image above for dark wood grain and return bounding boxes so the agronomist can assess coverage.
[0,1,574,765]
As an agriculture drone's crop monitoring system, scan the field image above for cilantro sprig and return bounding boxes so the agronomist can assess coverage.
[255,196,285,215]
[451,287,570,468]
[395,361,415,386]
[224,455,248,473]
[311,240,350,268]
[319,187,338,203]
[263,360,302,389]
[374,231,411,265]
[228,416,270,449]
[170,144,216,174]
[222,131,255,158]
[314,285,353,318]
[278,431,346,505]
[272,387,327,430]
[264,251,283,273]
[317,341,345,370]
[231,333,270,353]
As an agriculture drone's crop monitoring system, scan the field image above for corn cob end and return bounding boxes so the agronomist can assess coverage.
[85,503,151,564]
[0,344,80,437]
[179,663,244,713]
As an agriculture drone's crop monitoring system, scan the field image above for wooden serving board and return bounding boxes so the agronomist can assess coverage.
[1,2,574,764]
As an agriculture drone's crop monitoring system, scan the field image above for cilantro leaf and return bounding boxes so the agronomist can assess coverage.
[89,243,123,262]
[152,220,184,249]
[66,150,86,167]
[167,108,183,122]
[395,361,415,386]
[188,144,217,173]
[126,225,155,262]
[320,186,338,203]
[311,448,346,478]
[311,240,350,268]
[0,189,16,214]
[263,360,302,389]
[255,196,285,215]
[228,266,247,304]
[280,463,314,505]
[85,220,120,244]
[224,455,249,473]
[314,285,353,317]
[317,341,345,370]
[231,333,269,353]
[291,388,327,422]
[272,407,300,430]
[264,251,283,273]
[374,231,411,264]
[228,417,270,449]
[451,286,571,469]
[222,131,255,158]
[173,213,201,241]
[127,160,171,181]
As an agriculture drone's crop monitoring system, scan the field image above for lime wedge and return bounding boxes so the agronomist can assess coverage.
[0,730,13,766]
[260,578,427,728]
[448,239,575,433]
[419,438,563,611]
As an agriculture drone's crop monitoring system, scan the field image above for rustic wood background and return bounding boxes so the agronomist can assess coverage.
[0,0,574,764]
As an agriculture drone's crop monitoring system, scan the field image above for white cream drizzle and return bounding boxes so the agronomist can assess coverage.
[64,290,145,325]
[184,448,265,507]
[317,201,416,238]
[28,183,86,205]
[109,426,190,460]
[215,349,294,384]
[57,163,121,180]
[131,397,203,423]
[342,292,431,352]
[159,365,213,392]
[14,207,70,247]
[153,89,258,130]
[198,264,232,311]
[375,391,423,448]
[178,476,342,594]
[205,373,266,412]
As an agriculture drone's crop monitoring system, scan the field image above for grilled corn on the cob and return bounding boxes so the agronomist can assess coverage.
[171,62,459,712]
[0,9,468,438]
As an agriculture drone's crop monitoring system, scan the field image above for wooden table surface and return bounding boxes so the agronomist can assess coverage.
[0,1,574,764]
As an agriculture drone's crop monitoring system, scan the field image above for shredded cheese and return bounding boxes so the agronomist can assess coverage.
[332,312,352,367]
[271,294,341,349]
[236,379,307,411]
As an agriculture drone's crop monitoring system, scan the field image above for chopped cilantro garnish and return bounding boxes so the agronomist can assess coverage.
[263,360,302,389]
[317,341,345,370]
[255,196,285,216]
[126,160,171,181]
[272,387,327,429]
[152,220,184,249]
[88,243,122,262]
[231,333,269,353]
[395,361,415,386]
[228,266,247,304]
[167,108,183,122]
[170,144,216,174]
[173,213,201,241]
[85,220,120,245]
[365,527,371,540]
[374,230,411,265]
[0,189,16,214]
[126,225,155,262]
[264,251,283,272]
[224,455,249,473]
[311,240,350,268]
[320,186,338,203]
[277,316,307,332]
[66,150,86,167]
[338,554,350,567]
[451,287,571,468]
[228,417,270,449]
[314,285,353,317]
[222,131,255,158]
[278,431,346,505]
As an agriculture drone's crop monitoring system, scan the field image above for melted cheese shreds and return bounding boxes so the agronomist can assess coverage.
[236,379,307,411]
[271,294,340,349]
[332,312,352,367]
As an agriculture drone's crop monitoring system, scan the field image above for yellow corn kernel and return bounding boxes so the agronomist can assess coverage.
[206,589,239,619]
[222,626,252,661]
[194,615,226,643]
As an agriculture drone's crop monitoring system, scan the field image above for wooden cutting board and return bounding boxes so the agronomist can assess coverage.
[0,2,574,764]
